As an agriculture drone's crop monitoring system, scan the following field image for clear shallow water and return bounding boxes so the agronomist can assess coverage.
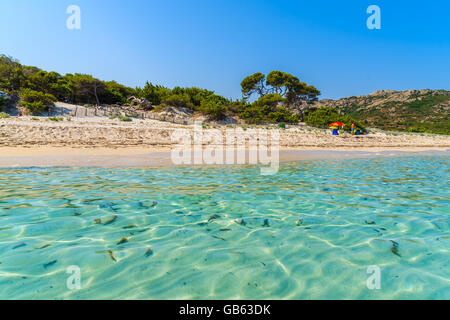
[0,156,449,300]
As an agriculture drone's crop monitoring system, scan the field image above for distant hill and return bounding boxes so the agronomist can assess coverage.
[313,89,450,135]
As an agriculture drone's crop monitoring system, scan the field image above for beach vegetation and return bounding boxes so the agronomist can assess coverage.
[136,83,232,120]
[2,54,447,134]
[119,116,132,122]
[135,82,170,106]
[0,111,10,119]
[241,71,320,103]
[19,88,57,114]
[238,104,300,124]
[162,92,195,109]
[1,55,310,124]
[49,117,63,122]
[236,93,300,124]
[199,96,227,120]
[241,72,266,99]
[0,55,25,92]
[103,81,135,104]
[238,71,320,124]
[0,55,136,106]
[304,107,366,132]
[0,96,6,111]
[110,114,132,122]
[151,105,167,113]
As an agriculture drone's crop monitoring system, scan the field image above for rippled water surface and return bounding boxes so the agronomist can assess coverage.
[0,156,449,299]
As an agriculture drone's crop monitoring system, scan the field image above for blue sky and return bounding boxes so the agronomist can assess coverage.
[0,0,449,100]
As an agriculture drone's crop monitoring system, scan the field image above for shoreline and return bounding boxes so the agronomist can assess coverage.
[1,146,448,168]
[1,145,450,156]
[1,116,449,167]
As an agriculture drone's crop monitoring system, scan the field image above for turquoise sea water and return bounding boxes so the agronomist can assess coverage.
[0,156,449,300]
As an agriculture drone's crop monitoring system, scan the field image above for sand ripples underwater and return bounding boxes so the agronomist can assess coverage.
[0,156,449,299]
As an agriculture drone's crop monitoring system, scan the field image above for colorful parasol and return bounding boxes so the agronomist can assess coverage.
[330,122,345,127]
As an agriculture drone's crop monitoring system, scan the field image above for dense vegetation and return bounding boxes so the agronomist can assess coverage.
[0,96,6,111]
[0,55,324,123]
[304,107,366,132]
[133,71,321,123]
[19,88,57,114]
[241,71,320,103]
[237,71,320,124]
[0,55,135,114]
[2,54,445,134]
[136,82,230,120]
[0,55,231,119]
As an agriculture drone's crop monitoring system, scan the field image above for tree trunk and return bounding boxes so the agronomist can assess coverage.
[93,85,100,106]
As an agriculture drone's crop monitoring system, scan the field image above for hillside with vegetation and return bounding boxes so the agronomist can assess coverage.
[315,90,450,135]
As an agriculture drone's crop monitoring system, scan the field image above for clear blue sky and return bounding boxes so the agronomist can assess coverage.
[1,0,449,100]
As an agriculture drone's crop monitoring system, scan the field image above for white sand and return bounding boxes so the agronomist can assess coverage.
[0,116,449,167]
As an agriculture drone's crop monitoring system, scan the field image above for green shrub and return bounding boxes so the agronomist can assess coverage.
[235,92,299,124]
[0,96,6,111]
[0,111,10,119]
[304,107,366,132]
[162,93,194,109]
[199,97,228,120]
[19,88,56,114]
[110,114,132,122]
[49,117,63,122]
[238,104,271,124]
[137,82,171,106]
[119,115,132,122]
[267,107,300,124]
[142,85,232,119]
[238,103,299,124]
[21,101,48,114]
[151,105,167,113]
[254,93,285,108]
[228,100,250,114]
[408,126,427,133]
[304,107,338,128]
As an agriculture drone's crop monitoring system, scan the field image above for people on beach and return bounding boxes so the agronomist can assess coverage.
[351,123,355,135]
[330,126,339,135]
[330,122,345,135]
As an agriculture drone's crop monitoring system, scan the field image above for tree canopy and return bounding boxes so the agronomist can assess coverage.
[237,71,321,124]
[0,55,321,124]
[240,72,266,99]
[241,70,320,105]
[0,55,136,109]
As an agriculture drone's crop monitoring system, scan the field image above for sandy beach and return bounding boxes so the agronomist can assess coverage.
[0,116,449,167]
[1,116,449,148]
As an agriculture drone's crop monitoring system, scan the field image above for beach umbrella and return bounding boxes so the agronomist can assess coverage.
[330,122,345,127]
